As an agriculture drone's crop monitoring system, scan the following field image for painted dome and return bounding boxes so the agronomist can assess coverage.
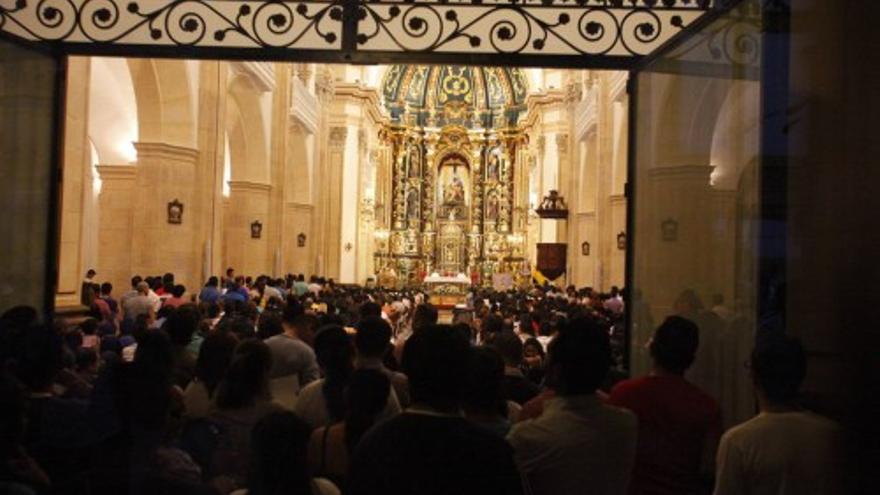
[381,65,529,130]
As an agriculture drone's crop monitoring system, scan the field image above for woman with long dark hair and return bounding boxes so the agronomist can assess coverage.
[294,326,358,428]
[307,369,391,486]
[182,331,238,418]
[204,339,283,485]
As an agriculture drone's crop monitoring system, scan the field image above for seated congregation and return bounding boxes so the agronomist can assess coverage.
[0,272,843,495]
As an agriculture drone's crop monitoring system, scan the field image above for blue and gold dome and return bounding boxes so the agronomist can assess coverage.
[381,65,529,130]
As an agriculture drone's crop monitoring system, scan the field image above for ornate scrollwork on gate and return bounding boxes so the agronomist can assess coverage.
[357,1,711,57]
[0,0,343,49]
[1,0,715,64]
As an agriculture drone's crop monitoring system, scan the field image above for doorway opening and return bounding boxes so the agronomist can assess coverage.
[0,0,769,429]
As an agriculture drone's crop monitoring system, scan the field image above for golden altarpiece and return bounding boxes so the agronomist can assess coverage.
[373,66,532,288]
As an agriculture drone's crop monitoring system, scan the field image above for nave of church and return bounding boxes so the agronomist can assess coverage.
[2,0,879,489]
[57,60,636,304]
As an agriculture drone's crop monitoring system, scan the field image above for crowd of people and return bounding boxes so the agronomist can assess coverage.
[0,268,843,495]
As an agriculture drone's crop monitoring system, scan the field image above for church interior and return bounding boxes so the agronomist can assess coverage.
[57,60,636,305]
[3,0,879,490]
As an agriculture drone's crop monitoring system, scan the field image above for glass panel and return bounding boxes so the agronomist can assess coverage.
[0,41,60,314]
[630,0,763,427]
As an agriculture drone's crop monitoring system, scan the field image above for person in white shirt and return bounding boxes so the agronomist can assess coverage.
[714,336,843,495]
[507,317,637,495]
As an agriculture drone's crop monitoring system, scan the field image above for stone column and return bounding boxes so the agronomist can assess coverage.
[639,165,724,311]
[56,57,92,308]
[338,126,360,284]
[267,64,292,277]
[130,142,200,289]
[283,120,314,277]
[553,132,571,244]
[310,69,335,277]
[226,180,272,276]
[313,125,347,280]
[194,61,228,284]
[95,165,136,297]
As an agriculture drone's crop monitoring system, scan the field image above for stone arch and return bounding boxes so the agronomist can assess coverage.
[88,57,140,164]
[709,80,761,190]
[227,73,269,182]
[224,95,249,182]
[653,76,732,168]
[125,58,196,147]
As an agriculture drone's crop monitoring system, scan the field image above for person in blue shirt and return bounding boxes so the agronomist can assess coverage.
[198,276,222,304]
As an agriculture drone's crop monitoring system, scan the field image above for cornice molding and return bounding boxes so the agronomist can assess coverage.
[286,202,315,211]
[647,165,715,180]
[95,164,137,181]
[333,83,387,125]
[134,142,200,162]
[229,61,276,93]
[227,180,272,193]
[289,76,319,134]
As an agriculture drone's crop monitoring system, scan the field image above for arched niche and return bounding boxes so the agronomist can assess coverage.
[436,152,471,213]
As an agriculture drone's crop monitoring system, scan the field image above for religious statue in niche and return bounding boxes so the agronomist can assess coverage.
[406,188,420,222]
[443,171,465,205]
[486,190,500,221]
[486,153,501,181]
[408,146,421,178]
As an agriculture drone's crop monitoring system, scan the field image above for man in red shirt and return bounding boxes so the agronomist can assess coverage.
[608,316,721,495]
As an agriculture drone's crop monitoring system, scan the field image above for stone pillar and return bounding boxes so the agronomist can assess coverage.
[313,125,347,279]
[337,125,359,283]
[95,165,136,297]
[554,132,571,245]
[267,64,292,277]
[56,57,92,308]
[572,130,599,288]
[226,181,272,276]
[130,142,200,289]
[310,69,335,277]
[283,121,314,277]
[639,165,724,312]
[194,61,228,284]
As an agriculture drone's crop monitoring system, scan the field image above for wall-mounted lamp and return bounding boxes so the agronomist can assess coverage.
[250,221,262,239]
[617,232,627,251]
